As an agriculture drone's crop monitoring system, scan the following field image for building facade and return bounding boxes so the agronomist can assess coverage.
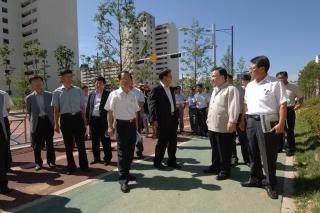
[122,11,179,87]
[0,0,79,94]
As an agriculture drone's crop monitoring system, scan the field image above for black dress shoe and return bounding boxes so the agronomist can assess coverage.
[241,180,262,188]
[128,174,136,181]
[0,186,11,195]
[48,163,56,168]
[80,167,89,172]
[265,185,278,199]
[66,169,76,175]
[216,173,230,180]
[286,151,294,157]
[203,168,220,174]
[90,160,102,165]
[35,164,42,171]
[120,183,130,193]
[154,163,166,170]
[167,163,182,169]
[104,161,111,166]
[6,168,14,173]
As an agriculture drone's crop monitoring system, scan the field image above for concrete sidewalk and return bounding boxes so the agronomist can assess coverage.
[14,138,286,213]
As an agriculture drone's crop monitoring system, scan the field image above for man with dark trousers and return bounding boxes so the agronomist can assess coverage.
[26,75,56,171]
[52,69,89,175]
[0,89,13,173]
[276,71,304,156]
[0,91,10,194]
[149,69,181,170]
[105,71,140,193]
[240,56,288,199]
[204,67,240,180]
[86,76,112,165]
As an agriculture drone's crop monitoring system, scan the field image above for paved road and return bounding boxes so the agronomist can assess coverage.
[12,138,286,213]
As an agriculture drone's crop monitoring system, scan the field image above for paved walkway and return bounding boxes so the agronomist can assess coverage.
[14,138,286,213]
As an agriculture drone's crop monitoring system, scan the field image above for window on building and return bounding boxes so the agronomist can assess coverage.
[32,8,37,13]
[2,18,8,23]
[3,39,9,44]
[22,30,32,37]
[2,7,8,13]
[22,20,32,27]
[33,28,38,33]
[21,0,31,8]
[22,10,31,17]
[3,28,8,34]
[2,0,7,3]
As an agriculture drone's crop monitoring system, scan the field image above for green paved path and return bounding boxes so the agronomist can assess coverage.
[18,138,285,213]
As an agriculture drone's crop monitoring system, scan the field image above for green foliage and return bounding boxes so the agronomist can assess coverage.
[298,60,320,98]
[180,19,213,85]
[299,97,320,135]
[0,44,14,91]
[221,46,233,75]
[53,45,75,73]
[14,66,31,98]
[294,109,320,212]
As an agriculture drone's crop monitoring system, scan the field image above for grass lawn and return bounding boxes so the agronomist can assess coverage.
[294,112,320,212]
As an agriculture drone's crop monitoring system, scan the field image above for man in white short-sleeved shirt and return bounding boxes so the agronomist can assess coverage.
[276,71,304,156]
[105,71,140,193]
[240,56,288,200]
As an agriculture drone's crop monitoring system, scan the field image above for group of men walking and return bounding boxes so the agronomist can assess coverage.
[0,55,303,199]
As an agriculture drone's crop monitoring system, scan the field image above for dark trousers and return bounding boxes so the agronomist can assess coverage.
[196,108,208,136]
[4,117,12,171]
[90,117,112,162]
[60,113,88,171]
[0,122,8,188]
[236,126,250,164]
[135,111,143,155]
[279,107,296,152]
[188,107,197,132]
[154,116,178,165]
[246,117,279,186]
[208,131,233,174]
[115,120,136,184]
[31,116,55,166]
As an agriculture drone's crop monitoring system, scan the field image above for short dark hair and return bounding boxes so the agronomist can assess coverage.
[241,74,251,81]
[159,68,171,80]
[81,85,88,90]
[250,56,270,72]
[227,74,233,79]
[276,71,288,77]
[196,83,203,88]
[95,76,106,84]
[118,70,132,80]
[59,69,73,76]
[211,67,228,80]
[29,74,43,83]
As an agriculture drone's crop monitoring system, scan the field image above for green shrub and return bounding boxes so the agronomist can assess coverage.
[299,98,320,135]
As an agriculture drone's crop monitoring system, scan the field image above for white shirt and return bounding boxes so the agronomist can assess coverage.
[284,83,303,107]
[245,75,288,115]
[130,87,145,103]
[0,90,13,117]
[35,91,46,116]
[104,87,140,120]
[160,81,174,113]
[194,92,209,109]
[92,91,102,117]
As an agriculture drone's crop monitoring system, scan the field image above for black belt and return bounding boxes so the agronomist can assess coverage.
[247,114,261,120]
[116,118,136,123]
[61,112,81,116]
[287,106,294,110]
[38,115,48,119]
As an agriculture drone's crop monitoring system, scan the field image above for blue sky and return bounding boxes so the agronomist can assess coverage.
[78,0,320,81]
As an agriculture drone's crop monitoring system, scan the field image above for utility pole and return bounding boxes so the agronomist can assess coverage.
[117,0,123,72]
[212,24,216,68]
[231,25,234,76]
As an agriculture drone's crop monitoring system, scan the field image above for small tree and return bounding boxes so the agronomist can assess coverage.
[181,19,213,86]
[221,46,233,75]
[54,45,75,73]
[236,56,247,74]
[298,60,320,98]
[0,44,14,94]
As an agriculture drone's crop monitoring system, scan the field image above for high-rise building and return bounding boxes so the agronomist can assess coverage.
[80,63,120,91]
[0,0,79,94]
[123,11,179,87]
